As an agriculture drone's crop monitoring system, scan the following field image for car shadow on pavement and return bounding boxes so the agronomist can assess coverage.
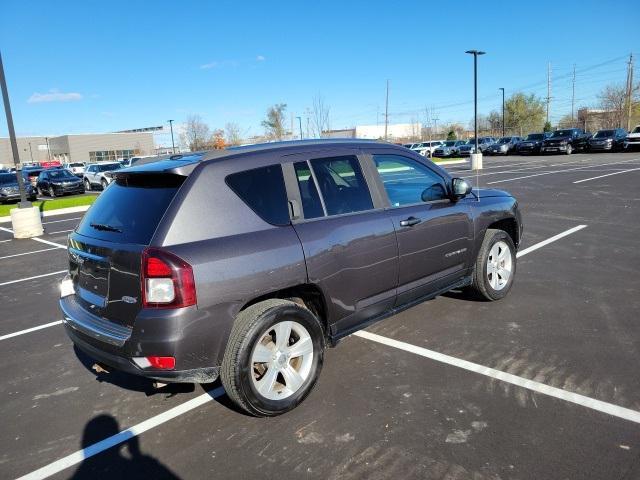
[441,288,491,302]
[73,346,195,397]
[69,414,180,479]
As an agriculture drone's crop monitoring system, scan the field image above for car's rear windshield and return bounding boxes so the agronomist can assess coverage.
[444,141,456,146]
[69,163,84,167]
[526,134,544,140]
[633,127,640,134]
[0,173,18,185]
[76,173,185,244]
[593,130,614,138]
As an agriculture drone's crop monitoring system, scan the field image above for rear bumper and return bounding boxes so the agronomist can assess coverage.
[60,295,220,383]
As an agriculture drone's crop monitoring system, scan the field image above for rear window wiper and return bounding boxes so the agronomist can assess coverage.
[90,223,122,233]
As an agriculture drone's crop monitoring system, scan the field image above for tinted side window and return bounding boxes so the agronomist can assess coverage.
[309,155,373,216]
[226,165,290,226]
[294,161,324,219]
[373,154,448,206]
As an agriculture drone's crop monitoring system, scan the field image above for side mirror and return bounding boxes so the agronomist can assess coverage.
[452,178,472,199]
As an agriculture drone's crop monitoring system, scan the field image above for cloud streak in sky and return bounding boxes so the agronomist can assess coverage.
[28,89,83,104]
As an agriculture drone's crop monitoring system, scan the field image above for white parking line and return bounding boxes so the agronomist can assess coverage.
[0,226,66,250]
[42,217,82,225]
[0,270,67,287]
[573,167,640,184]
[16,387,225,480]
[516,225,587,257]
[0,247,59,260]
[0,239,11,243]
[16,224,595,480]
[353,330,640,425]
[47,229,74,235]
[0,320,64,341]
[486,158,640,184]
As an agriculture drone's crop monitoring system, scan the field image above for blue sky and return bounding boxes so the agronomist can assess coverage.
[1,0,638,145]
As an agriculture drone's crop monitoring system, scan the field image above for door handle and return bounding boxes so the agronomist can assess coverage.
[400,216,422,227]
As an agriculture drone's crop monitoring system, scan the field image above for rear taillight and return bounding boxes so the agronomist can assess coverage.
[141,247,196,308]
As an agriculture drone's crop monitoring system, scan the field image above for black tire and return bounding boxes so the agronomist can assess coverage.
[101,179,108,190]
[84,179,91,191]
[468,229,516,301]
[221,299,325,417]
[565,144,573,155]
[37,187,43,196]
[48,185,56,197]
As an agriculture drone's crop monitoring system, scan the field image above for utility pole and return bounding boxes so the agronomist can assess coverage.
[571,64,576,126]
[0,50,29,207]
[45,137,51,161]
[499,87,505,136]
[546,62,552,125]
[384,80,389,141]
[626,53,634,131]
[168,119,175,154]
[296,116,303,140]
[432,116,439,138]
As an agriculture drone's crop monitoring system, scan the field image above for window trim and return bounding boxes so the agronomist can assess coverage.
[365,152,452,209]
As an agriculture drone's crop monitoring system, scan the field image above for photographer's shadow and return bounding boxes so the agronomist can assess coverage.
[70,415,179,479]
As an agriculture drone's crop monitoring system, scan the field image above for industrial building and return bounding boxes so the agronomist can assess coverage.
[322,123,422,141]
[0,132,155,167]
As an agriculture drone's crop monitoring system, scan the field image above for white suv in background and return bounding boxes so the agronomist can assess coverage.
[412,141,444,157]
[626,125,640,151]
[63,162,86,177]
[83,162,122,190]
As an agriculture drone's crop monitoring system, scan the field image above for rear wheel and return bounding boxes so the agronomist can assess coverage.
[48,185,56,197]
[469,229,516,301]
[84,179,91,191]
[221,299,324,416]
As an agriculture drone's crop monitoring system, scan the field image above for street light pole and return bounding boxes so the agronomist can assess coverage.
[168,119,176,154]
[45,137,51,161]
[499,87,505,137]
[465,50,485,155]
[0,50,29,207]
[296,116,303,140]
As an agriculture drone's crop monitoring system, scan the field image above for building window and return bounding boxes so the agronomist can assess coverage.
[89,149,140,162]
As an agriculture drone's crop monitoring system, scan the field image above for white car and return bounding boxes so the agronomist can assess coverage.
[412,141,444,157]
[626,125,640,150]
[83,162,122,190]
[121,155,157,167]
[63,162,86,177]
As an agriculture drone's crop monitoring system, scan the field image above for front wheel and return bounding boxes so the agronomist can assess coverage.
[101,179,108,190]
[469,229,516,301]
[48,186,56,197]
[221,299,324,416]
[565,144,573,155]
[84,179,91,191]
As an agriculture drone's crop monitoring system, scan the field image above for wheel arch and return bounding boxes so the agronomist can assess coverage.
[487,218,520,247]
[239,284,329,339]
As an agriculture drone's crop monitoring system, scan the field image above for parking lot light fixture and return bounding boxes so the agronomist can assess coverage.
[296,116,303,140]
[465,50,485,154]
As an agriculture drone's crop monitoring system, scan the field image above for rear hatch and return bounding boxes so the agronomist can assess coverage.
[67,171,188,328]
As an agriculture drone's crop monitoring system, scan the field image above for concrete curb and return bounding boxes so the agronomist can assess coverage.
[433,159,468,166]
[0,205,90,224]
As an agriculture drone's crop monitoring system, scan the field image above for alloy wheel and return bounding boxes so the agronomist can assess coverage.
[250,320,314,400]
[486,240,512,291]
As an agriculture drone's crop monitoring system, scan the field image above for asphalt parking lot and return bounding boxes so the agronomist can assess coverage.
[1,152,639,479]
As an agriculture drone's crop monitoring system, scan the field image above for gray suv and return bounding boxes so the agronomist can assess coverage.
[60,140,522,416]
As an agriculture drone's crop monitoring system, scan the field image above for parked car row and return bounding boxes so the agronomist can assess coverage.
[404,126,640,158]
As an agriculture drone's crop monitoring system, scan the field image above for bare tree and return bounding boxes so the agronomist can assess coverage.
[309,94,331,138]
[182,115,211,151]
[224,122,243,146]
[261,103,287,140]
[598,83,629,128]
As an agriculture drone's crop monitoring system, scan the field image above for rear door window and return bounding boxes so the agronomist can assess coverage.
[76,174,185,244]
[226,165,290,226]
[294,161,324,219]
[308,155,373,216]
